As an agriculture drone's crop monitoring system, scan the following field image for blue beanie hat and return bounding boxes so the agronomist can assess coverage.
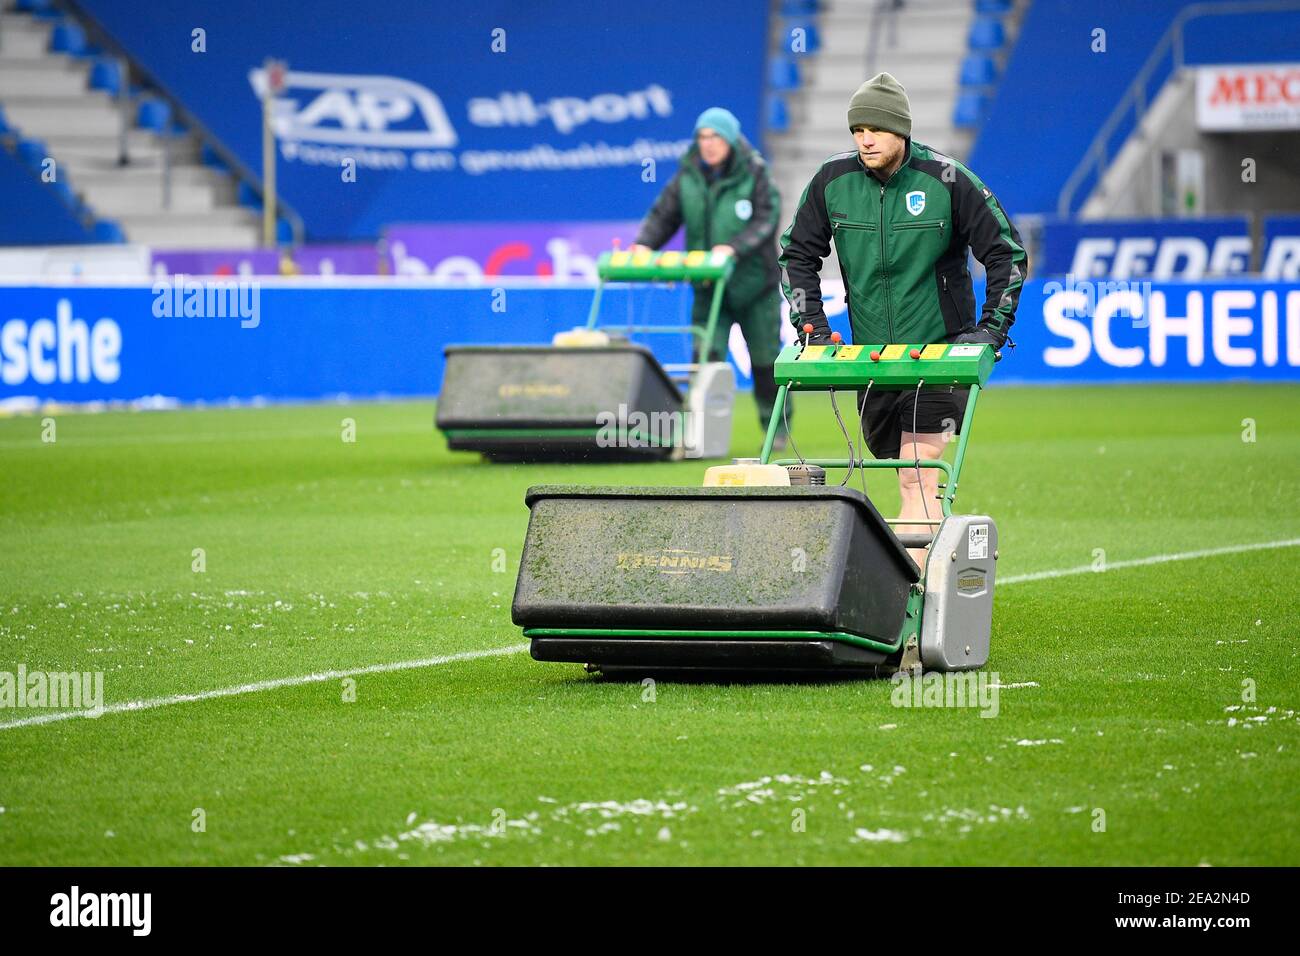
[694,107,740,146]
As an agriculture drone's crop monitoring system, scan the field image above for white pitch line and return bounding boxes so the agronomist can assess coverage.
[0,643,529,732]
[3,537,1297,732]
[997,537,1300,586]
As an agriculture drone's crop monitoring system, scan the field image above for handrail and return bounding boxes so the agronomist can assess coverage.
[1056,0,1300,219]
[56,0,306,245]
[864,0,897,78]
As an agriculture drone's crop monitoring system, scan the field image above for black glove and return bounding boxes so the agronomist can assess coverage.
[954,324,1007,359]
[795,319,834,345]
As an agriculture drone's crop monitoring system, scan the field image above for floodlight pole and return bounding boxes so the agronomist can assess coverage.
[261,58,286,248]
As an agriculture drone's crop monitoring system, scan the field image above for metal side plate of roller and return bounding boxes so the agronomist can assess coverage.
[921,515,998,671]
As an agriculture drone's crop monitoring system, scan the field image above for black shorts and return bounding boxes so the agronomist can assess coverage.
[855,385,970,460]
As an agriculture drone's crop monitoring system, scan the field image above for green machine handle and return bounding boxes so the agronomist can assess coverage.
[760,340,996,516]
[585,249,735,357]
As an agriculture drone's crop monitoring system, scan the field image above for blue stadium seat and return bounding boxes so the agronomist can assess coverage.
[17,138,49,173]
[50,180,76,208]
[953,91,990,127]
[766,95,789,133]
[49,20,88,55]
[89,58,122,95]
[785,21,821,53]
[959,54,997,86]
[975,0,1012,14]
[237,181,261,208]
[92,219,126,243]
[769,57,800,91]
[16,0,54,11]
[968,17,1005,50]
[136,98,172,131]
[277,219,294,245]
[0,105,9,134]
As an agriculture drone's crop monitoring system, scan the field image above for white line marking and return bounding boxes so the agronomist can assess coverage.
[997,537,1300,586]
[3,537,1296,732]
[0,644,529,731]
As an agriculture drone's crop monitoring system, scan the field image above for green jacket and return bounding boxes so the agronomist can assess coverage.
[634,135,781,308]
[779,139,1027,345]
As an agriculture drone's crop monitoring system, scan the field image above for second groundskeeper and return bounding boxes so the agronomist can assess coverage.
[631,107,790,447]
[778,72,1028,565]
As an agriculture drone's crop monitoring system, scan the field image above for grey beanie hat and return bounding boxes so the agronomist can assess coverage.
[847,72,912,137]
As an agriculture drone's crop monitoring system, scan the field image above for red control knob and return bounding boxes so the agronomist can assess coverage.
[869,350,881,362]
[803,323,814,334]
[909,348,922,359]
[830,331,842,344]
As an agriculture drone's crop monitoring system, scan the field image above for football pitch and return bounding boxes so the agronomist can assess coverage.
[1,382,1297,866]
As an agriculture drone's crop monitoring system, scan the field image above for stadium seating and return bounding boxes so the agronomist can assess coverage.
[0,138,94,243]
[766,94,789,134]
[91,218,126,242]
[959,54,997,87]
[953,90,989,129]
[87,57,122,95]
[135,98,171,131]
[0,0,262,247]
[768,57,800,91]
[49,20,88,55]
[967,17,1005,50]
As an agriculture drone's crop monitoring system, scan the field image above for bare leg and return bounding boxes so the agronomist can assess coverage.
[896,432,947,571]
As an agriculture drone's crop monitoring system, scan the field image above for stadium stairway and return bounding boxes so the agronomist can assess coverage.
[0,0,261,248]
[763,0,1028,277]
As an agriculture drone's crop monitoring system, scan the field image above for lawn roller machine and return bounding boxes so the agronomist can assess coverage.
[511,334,1001,675]
[436,249,738,462]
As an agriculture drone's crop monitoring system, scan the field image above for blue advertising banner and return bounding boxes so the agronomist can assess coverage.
[2,279,1298,408]
[1263,215,1300,279]
[79,0,770,241]
[1040,217,1252,279]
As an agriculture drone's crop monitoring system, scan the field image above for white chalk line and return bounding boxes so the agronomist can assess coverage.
[2,536,1296,732]
[0,644,528,731]
[996,537,1300,585]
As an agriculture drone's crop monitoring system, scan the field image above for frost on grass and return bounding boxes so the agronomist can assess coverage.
[276,795,698,863]
[1220,704,1296,729]
[850,828,909,844]
[923,805,1031,835]
[716,771,848,808]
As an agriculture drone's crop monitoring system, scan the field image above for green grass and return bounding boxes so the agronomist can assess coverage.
[1,383,1298,866]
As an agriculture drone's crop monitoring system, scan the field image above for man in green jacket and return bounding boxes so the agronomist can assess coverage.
[631,107,789,448]
[778,73,1027,564]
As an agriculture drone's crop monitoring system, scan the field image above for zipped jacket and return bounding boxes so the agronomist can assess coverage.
[779,139,1027,344]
